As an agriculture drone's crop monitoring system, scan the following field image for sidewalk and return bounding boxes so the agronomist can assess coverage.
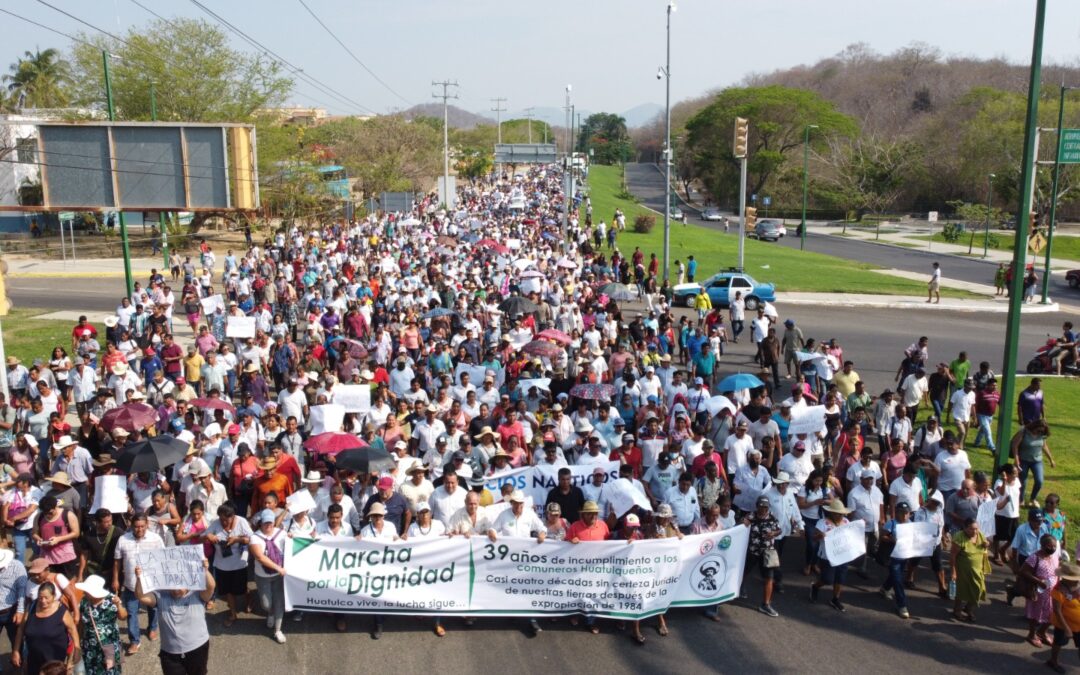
[781,292,1059,313]
[815,224,1079,271]
[6,256,166,278]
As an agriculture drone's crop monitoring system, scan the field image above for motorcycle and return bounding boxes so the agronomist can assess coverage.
[1026,335,1080,374]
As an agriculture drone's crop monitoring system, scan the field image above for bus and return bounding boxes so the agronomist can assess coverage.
[318,165,351,200]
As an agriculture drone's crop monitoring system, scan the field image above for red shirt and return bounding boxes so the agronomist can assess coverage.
[610,445,644,479]
[567,519,610,542]
[160,343,184,374]
[72,324,97,341]
[976,389,1000,416]
[691,450,727,481]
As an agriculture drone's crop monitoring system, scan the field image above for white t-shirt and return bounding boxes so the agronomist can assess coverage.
[888,476,923,509]
[250,528,287,577]
[950,389,975,423]
[846,484,884,532]
[994,478,1021,518]
[406,519,447,539]
[724,434,754,474]
[207,516,254,571]
[492,508,544,538]
[934,450,971,492]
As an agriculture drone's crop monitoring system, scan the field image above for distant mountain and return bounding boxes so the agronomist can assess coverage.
[621,103,663,128]
[400,103,494,129]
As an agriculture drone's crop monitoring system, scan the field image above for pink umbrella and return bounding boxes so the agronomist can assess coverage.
[190,398,236,415]
[522,340,562,359]
[477,239,510,254]
[303,432,368,457]
[536,328,572,346]
[100,403,159,433]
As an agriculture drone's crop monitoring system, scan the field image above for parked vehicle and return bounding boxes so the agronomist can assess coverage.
[701,207,725,221]
[1066,268,1080,288]
[748,220,782,241]
[672,271,776,310]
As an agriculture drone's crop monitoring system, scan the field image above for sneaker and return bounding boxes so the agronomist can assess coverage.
[266,616,275,629]
[372,624,383,640]
[758,603,779,618]
[898,607,910,619]
[529,619,543,635]
[809,585,819,603]
[878,587,889,599]
[829,598,846,613]
[274,631,287,644]
[293,611,304,623]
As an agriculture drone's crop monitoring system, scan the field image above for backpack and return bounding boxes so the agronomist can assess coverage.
[258,530,284,567]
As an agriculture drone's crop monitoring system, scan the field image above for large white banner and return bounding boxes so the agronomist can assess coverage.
[976,499,996,538]
[284,527,748,619]
[788,405,826,436]
[333,385,371,413]
[481,461,619,512]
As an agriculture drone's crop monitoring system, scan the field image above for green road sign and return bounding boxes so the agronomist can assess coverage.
[58,212,75,222]
[1059,128,1080,163]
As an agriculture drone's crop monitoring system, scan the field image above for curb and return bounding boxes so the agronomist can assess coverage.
[10,271,134,279]
[780,297,1061,313]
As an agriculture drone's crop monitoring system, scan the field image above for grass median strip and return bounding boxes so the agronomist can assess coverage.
[1,308,74,365]
[585,165,977,297]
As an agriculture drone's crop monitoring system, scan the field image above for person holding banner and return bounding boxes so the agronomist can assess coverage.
[810,499,854,612]
[134,557,216,675]
[877,501,915,618]
[250,509,288,645]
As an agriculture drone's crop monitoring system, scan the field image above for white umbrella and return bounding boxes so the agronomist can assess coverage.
[512,258,535,271]
[556,257,577,269]
[705,395,737,416]
[520,269,544,279]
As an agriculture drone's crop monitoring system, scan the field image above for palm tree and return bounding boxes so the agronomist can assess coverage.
[4,48,73,109]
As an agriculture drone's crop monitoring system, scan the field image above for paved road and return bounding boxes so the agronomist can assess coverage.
[103,549,1050,675]
[622,163,1076,296]
[9,275,124,313]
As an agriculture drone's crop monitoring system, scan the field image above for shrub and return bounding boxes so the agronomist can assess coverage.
[633,214,656,233]
[940,223,965,243]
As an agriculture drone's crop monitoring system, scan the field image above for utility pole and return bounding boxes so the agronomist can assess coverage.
[151,81,170,269]
[662,0,675,282]
[563,85,572,238]
[432,79,459,209]
[800,124,818,251]
[1042,82,1070,303]
[490,97,507,144]
[995,0,1046,472]
[523,107,535,143]
[103,50,134,297]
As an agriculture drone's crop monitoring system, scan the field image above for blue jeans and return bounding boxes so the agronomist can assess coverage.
[123,588,157,645]
[11,530,32,565]
[803,516,820,566]
[973,414,996,450]
[931,399,945,421]
[1018,459,1045,504]
[885,558,908,609]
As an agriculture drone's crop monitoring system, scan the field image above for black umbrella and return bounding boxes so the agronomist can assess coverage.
[116,434,191,474]
[332,447,396,475]
[498,296,538,315]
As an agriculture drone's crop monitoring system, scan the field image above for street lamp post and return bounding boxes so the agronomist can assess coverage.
[102,50,134,297]
[800,124,818,251]
[983,173,995,258]
[661,0,675,282]
[1042,83,1071,303]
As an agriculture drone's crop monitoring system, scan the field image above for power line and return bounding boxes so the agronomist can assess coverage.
[490,97,508,145]
[187,0,378,116]
[433,80,459,209]
[294,0,411,107]
[0,7,101,51]
[125,0,357,117]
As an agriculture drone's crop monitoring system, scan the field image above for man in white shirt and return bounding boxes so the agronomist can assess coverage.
[113,513,165,652]
[777,441,813,489]
[933,436,971,502]
[447,491,495,536]
[888,464,924,516]
[411,405,448,456]
[724,421,754,475]
[846,470,885,577]
[489,491,545,541]
[732,449,771,513]
[664,472,700,534]
[276,379,308,426]
[430,473,467,527]
[949,378,976,447]
[899,368,929,426]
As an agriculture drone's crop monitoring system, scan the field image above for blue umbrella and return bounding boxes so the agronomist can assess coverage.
[423,307,459,320]
[540,231,558,241]
[717,373,764,392]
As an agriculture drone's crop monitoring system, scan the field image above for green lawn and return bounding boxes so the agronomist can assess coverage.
[918,377,1080,545]
[910,231,1080,263]
[585,165,978,297]
[1,308,73,366]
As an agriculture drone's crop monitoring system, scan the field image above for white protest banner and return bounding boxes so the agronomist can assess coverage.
[334,385,371,413]
[454,363,487,389]
[199,294,224,315]
[225,316,256,339]
[516,378,551,393]
[822,519,866,566]
[287,489,317,516]
[788,405,827,436]
[128,546,206,593]
[284,526,748,619]
[309,404,346,435]
[90,475,129,514]
[892,521,939,559]
[604,477,651,518]
[506,238,522,250]
[976,499,996,538]
[482,461,619,512]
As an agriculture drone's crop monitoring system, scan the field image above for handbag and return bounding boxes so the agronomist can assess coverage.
[763,548,781,569]
[88,602,117,670]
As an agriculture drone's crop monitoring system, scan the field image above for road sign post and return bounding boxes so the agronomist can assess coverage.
[1043,121,1080,302]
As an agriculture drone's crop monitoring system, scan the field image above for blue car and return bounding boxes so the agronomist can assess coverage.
[672,271,777,310]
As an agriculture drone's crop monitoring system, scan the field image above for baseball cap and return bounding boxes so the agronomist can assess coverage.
[377,476,394,490]
[624,514,641,528]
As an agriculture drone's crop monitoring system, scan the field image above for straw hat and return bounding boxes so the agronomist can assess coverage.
[75,575,111,600]
[1058,563,1080,582]
[48,471,72,487]
[822,498,853,514]
[111,363,129,376]
[258,455,279,471]
[5,357,19,366]
[473,426,496,441]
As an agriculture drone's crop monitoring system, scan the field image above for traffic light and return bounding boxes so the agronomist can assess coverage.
[745,206,757,230]
[733,117,749,158]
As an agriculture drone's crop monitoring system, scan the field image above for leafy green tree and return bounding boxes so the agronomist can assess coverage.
[816,136,925,217]
[576,113,632,165]
[685,85,857,204]
[4,48,72,108]
[68,18,291,121]
[323,115,442,197]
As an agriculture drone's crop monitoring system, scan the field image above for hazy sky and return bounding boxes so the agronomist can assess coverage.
[5,0,1080,117]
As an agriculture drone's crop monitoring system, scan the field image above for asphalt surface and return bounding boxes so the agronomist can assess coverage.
[622,162,1076,296]
[105,547,1055,675]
